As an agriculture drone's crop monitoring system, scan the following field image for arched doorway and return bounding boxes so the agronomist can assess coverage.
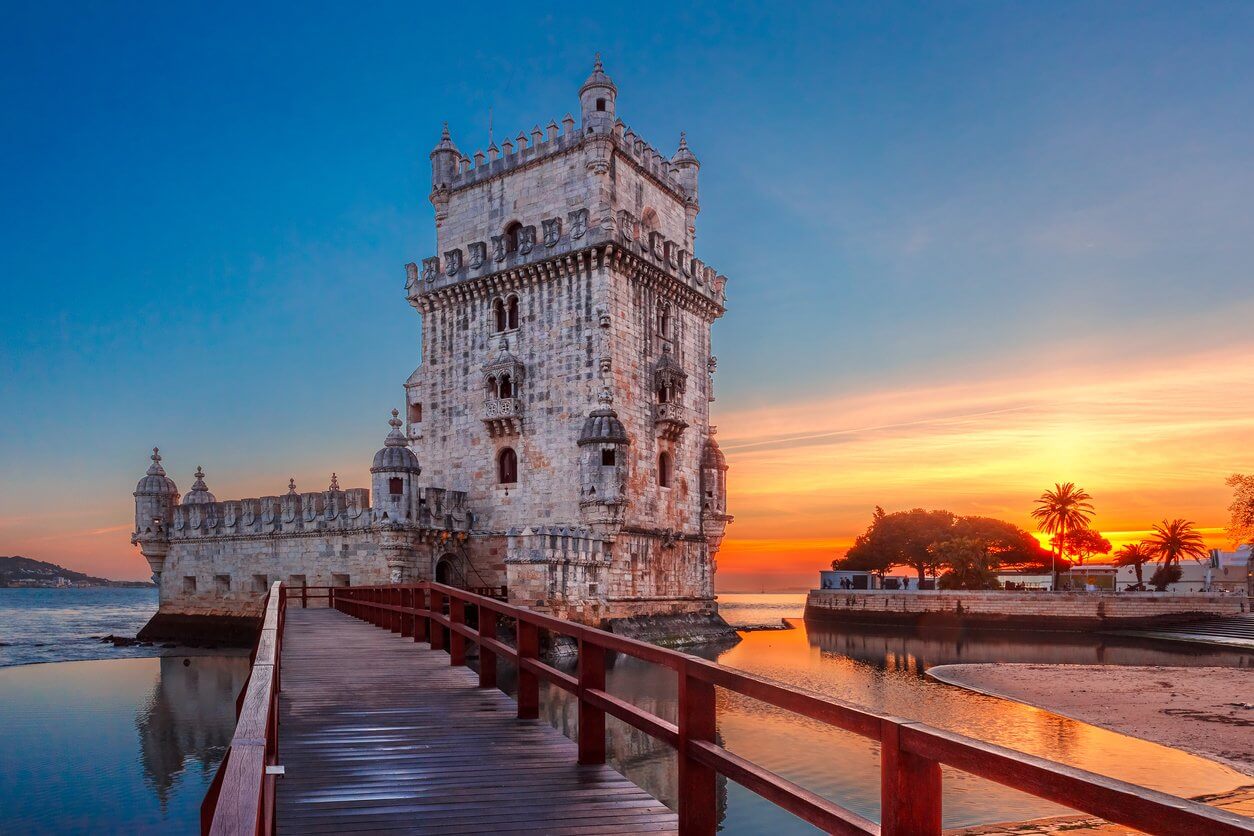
[435,555,459,587]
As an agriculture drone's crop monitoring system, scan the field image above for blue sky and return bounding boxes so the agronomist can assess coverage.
[2,3,1252,581]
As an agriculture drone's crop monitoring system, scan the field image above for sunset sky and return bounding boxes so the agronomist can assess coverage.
[2,4,1252,586]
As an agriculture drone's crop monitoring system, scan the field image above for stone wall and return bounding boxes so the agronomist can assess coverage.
[804,589,1251,631]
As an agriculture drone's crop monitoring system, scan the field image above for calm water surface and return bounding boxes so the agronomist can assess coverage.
[533,593,1254,833]
[0,587,161,667]
[2,590,1250,833]
[0,655,250,833]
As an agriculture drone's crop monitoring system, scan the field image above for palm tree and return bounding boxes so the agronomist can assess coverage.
[1146,519,1209,567]
[1031,482,1095,590]
[1112,542,1154,587]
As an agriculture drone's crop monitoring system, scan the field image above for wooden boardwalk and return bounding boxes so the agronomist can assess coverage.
[276,607,678,835]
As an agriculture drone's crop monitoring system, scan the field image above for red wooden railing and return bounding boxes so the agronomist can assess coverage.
[200,581,285,836]
[330,582,1253,836]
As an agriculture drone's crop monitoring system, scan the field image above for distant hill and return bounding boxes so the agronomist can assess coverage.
[0,555,154,588]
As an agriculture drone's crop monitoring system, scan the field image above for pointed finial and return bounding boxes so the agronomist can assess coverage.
[288,477,297,495]
[678,131,688,149]
[441,121,450,139]
[594,52,603,71]
[146,447,167,477]
[329,472,340,491]
[390,408,403,430]
[194,465,205,479]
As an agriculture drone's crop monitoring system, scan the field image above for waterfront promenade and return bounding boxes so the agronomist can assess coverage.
[201,582,1254,835]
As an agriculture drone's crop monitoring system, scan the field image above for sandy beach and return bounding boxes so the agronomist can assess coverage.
[929,663,1254,777]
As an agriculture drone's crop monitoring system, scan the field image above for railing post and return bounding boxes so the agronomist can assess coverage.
[301,584,307,609]
[401,587,414,638]
[577,635,606,765]
[880,719,942,836]
[516,618,539,720]
[449,595,466,666]
[478,606,497,689]
[415,586,429,644]
[391,587,402,634]
[430,590,445,651]
[678,661,716,836]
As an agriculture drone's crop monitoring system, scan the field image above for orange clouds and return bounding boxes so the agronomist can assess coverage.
[715,345,1254,589]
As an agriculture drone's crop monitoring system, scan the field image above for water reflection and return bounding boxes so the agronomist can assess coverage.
[515,620,1251,834]
[0,655,249,833]
[136,655,248,808]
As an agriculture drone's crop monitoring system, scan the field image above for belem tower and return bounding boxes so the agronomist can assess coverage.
[132,59,734,643]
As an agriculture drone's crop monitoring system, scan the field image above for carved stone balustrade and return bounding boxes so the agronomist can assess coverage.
[482,397,523,437]
[652,402,688,441]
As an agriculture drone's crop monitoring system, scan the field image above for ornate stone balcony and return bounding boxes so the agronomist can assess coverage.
[482,397,523,437]
[652,402,688,441]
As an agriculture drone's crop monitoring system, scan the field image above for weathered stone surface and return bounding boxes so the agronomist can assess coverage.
[131,59,734,640]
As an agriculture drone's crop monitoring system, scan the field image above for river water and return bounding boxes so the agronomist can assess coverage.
[0,590,1249,832]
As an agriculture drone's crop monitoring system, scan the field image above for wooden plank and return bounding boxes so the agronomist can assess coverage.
[275,607,677,835]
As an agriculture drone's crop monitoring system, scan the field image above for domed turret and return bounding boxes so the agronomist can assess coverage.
[578,388,630,526]
[132,448,179,583]
[182,466,217,504]
[671,131,700,204]
[371,409,420,524]
[133,447,179,533]
[429,122,460,187]
[134,447,179,498]
[579,54,617,132]
[700,427,732,551]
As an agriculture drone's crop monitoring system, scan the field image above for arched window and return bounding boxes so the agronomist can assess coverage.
[504,221,522,254]
[498,447,518,484]
[493,298,507,332]
[658,452,672,488]
[486,374,498,397]
[506,295,519,330]
[657,303,671,338]
[498,373,513,399]
[388,477,404,496]
[656,384,671,404]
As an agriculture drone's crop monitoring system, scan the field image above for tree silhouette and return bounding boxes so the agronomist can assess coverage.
[1146,519,1209,567]
[1030,482,1094,588]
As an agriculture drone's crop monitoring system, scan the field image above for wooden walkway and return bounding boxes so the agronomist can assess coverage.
[276,608,678,835]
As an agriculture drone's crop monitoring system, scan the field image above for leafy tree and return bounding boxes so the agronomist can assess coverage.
[834,508,955,582]
[1149,564,1183,591]
[834,508,1048,582]
[1113,542,1154,588]
[932,537,1001,590]
[1146,519,1209,567]
[1030,482,1094,586]
[1055,527,1112,566]
[1226,474,1254,550]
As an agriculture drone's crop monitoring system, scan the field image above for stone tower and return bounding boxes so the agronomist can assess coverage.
[403,58,733,628]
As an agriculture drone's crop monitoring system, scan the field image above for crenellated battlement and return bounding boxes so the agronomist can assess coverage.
[504,526,610,566]
[445,116,692,201]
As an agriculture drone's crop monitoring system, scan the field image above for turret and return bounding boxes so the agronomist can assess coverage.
[131,448,180,583]
[578,387,631,529]
[370,409,421,524]
[182,465,217,504]
[429,122,459,186]
[579,54,617,133]
[671,132,700,242]
[429,123,458,228]
[700,428,732,551]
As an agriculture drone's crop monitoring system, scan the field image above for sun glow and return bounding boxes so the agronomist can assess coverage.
[716,346,1254,589]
